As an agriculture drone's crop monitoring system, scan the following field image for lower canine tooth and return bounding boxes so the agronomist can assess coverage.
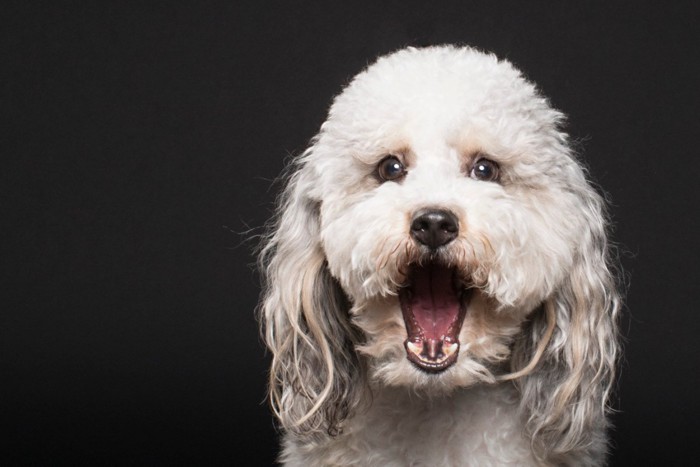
[407,341,422,354]
[444,343,458,357]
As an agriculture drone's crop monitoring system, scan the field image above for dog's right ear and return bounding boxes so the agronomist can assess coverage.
[258,145,363,439]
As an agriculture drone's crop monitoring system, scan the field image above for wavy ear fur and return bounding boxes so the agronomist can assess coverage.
[512,182,620,465]
[258,147,364,439]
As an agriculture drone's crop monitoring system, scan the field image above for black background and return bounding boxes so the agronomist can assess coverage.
[3,1,699,465]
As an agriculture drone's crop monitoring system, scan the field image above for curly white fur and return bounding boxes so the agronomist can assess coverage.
[258,46,620,466]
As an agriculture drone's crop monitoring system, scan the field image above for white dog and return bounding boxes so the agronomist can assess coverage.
[258,46,620,466]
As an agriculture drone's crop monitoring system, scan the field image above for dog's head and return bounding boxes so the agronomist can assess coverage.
[259,46,619,459]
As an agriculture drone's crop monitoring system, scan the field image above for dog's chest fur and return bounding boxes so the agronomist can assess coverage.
[281,383,536,466]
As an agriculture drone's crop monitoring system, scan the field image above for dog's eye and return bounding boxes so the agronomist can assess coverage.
[377,156,406,182]
[470,159,500,182]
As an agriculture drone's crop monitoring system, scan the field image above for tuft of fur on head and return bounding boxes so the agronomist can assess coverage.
[258,45,620,463]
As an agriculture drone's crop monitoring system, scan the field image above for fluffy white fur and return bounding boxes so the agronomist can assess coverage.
[259,46,620,466]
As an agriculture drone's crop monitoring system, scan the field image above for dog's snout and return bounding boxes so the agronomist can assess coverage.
[410,209,459,249]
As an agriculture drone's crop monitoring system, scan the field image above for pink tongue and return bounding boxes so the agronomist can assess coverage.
[411,264,460,340]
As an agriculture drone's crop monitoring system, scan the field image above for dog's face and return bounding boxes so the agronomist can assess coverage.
[261,47,618,459]
[305,48,589,389]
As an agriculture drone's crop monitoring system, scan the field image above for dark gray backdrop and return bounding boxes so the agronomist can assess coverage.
[4,1,699,465]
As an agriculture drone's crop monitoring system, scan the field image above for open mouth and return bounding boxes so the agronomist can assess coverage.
[399,262,472,373]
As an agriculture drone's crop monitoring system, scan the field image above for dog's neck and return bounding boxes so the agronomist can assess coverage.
[281,383,537,466]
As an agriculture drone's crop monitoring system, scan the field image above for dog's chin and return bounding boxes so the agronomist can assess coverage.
[370,350,495,393]
[399,260,473,375]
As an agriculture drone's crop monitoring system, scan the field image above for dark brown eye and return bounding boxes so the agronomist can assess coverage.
[470,158,500,182]
[377,155,406,181]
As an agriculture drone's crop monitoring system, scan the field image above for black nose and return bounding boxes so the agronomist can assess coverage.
[410,209,459,249]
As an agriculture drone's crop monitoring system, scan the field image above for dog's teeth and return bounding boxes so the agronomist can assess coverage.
[443,342,459,357]
[407,341,422,355]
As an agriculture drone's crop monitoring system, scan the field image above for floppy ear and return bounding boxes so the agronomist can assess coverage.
[258,147,364,438]
[512,184,621,464]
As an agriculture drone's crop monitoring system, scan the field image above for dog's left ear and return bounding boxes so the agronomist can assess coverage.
[512,179,621,463]
[258,145,364,439]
